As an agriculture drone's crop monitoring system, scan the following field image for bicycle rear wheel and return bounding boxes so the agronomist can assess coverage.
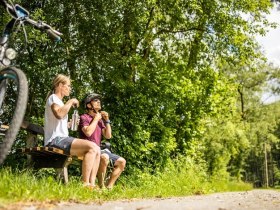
[0,67,28,165]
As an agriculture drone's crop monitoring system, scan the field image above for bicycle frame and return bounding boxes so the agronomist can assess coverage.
[0,2,34,131]
[0,0,62,164]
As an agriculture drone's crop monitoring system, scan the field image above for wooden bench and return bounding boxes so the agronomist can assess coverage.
[17,121,81,184]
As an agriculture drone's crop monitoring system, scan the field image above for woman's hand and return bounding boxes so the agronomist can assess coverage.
[101,111,109,121]
[70,98,79,108]
[68,119,72,128]
[94,112,102,121]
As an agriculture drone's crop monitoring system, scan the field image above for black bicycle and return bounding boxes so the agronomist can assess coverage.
[0,0,62,164]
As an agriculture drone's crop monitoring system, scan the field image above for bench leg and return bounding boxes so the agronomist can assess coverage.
[56,157,72,184]
[25,133,38,167]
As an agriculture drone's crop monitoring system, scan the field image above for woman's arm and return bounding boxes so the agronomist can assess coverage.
[81,112,102,137]
[51,98,79,119]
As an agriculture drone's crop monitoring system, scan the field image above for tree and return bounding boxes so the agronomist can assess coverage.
[1,0,277,179]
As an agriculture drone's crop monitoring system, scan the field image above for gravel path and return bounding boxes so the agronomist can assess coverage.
[53,189,280,210]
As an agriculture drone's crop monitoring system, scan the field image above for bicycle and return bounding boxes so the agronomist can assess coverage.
[0,0,62,165]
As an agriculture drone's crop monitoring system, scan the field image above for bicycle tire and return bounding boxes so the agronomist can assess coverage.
[0,67,28,165]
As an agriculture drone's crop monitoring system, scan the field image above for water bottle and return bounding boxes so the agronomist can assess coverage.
[70,110,79,131]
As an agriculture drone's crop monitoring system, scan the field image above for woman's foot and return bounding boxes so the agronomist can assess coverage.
[106,185,113,190]
[83,183,99,190]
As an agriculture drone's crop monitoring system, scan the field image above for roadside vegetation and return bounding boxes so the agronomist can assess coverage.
[0,160,252,207]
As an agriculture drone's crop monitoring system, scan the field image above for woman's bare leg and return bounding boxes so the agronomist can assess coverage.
[107,157,126,189]
[70,139,100,185]
[97,153,110,188]
[89,146,101,186]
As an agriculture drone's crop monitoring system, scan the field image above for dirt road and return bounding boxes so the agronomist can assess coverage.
[53,189,280,210]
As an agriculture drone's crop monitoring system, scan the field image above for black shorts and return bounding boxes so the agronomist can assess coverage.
[101,148,120,164]
[47,136,75,155]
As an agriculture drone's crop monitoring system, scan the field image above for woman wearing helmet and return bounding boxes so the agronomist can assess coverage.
[79,93,126,189]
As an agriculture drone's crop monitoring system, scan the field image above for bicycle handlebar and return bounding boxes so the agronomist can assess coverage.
[1,0,62,41]
[25,18,62,41]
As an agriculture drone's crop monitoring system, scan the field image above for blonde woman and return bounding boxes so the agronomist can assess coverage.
[44,74,100,188]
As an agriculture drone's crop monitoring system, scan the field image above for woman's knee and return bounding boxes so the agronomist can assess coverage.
[100,154,109,165]
[86,141,100,154]
[115,157,126,170]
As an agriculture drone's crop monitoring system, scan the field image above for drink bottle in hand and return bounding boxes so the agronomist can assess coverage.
[71,110,79,131]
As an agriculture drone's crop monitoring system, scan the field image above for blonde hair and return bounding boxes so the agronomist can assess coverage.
[46,74,70,99]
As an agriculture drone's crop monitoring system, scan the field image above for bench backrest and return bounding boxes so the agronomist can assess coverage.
[21,121,44,136]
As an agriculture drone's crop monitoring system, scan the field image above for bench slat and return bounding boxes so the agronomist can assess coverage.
[45,147,66,155]
[17,146,68,156]
[18,146,83,160]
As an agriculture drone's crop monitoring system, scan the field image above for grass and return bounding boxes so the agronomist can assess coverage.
[0,165,252,208]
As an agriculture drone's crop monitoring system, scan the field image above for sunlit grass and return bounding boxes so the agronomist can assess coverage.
[0,166,252,206]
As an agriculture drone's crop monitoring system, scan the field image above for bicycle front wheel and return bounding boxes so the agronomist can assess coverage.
[0,67,28,165]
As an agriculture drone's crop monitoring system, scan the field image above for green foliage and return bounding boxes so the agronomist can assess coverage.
[203,120,250,179]
[1,0,279,189]
[244,102,280,185]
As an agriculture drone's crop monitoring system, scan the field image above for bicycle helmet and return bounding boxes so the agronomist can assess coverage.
[82,92,102,109]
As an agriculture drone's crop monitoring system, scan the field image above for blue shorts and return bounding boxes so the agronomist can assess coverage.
[47,136,75,155]
[101,148,120,164]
